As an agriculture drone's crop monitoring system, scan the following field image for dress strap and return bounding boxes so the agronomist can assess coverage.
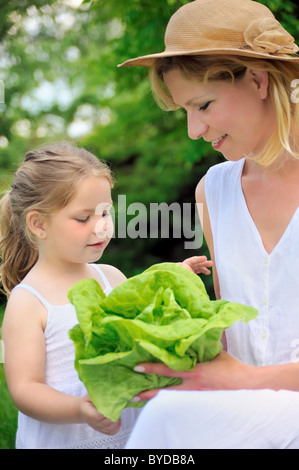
[12,284,52,310]
[90,264,113,294]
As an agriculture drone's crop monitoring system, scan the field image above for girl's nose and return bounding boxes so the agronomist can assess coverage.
[187,112,208,140]
[95,218,108,239]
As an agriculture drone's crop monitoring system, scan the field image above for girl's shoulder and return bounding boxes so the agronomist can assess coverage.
[7,283,47,310]
[93,264,127,289]
[3,284,48,335]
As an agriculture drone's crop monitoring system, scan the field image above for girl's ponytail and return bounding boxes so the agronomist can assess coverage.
[0,190,38,296]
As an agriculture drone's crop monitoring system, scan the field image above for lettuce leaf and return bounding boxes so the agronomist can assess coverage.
[68,263,257,421]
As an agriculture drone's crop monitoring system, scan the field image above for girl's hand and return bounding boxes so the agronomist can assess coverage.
[79,395,121,435]
[178,255,213,275]
[133,352,257,402]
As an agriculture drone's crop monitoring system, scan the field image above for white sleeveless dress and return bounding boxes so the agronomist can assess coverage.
[13,264,139,449]
[125,160,299,449]
[205,158,299,366]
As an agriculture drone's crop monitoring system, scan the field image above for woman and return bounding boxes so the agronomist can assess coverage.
[119,0,299,448]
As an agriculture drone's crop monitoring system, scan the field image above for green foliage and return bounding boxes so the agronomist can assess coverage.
[0,366,18,449]
[0,305,18,449]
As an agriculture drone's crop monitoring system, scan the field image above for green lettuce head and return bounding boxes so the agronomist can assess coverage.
[68,263,257,421]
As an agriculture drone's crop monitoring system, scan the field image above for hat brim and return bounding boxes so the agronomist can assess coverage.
[118,47,299,67]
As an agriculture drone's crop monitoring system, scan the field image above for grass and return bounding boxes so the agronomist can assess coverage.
[0,303,18,449]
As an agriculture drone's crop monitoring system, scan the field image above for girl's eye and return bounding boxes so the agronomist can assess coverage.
[199,101,212,111]
[76,216,90,223]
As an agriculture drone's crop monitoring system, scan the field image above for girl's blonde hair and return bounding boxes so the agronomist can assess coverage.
[0,142,114,295]
[149,55,299,166]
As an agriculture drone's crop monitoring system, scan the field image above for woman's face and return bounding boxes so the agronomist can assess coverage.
[163,67,276,161]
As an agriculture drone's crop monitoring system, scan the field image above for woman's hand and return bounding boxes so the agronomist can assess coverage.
[79,395,121,435]
[133,352,257,402]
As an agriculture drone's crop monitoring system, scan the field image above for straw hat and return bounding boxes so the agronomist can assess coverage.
[118,0,299,67]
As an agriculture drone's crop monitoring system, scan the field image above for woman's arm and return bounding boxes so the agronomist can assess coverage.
[195,175,220,299]
[133,351,299,402]
[196,176,227,349]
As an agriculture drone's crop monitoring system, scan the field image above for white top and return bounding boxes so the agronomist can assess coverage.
[13,264,139,449]
[205,159,299,366]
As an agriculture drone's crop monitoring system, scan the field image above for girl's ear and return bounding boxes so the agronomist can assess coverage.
[26,210,47,239]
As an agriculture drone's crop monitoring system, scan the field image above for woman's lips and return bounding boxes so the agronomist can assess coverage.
[211,134,228,150]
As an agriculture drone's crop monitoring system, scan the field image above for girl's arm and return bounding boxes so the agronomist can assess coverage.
[2,290,120,434]
[179,256,213,275]
[99,264,127,288]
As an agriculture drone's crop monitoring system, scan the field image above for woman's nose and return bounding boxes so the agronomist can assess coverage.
[187,112,208,140]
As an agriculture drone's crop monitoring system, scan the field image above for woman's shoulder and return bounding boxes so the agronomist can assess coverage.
[196,160,239,195]
[196,158,245,209]
[206,158,243,176]
[204,158,245,190]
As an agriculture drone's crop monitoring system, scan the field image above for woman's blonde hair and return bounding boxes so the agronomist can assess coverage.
[149,55,299,166]
[0,142,114,295]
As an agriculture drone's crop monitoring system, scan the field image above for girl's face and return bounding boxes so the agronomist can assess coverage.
[43,175,113,265]
[163,67,276,161]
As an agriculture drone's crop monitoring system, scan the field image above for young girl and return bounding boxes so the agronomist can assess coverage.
[0,143,135,449]
[0,142,211,449]
[119,0,299,449]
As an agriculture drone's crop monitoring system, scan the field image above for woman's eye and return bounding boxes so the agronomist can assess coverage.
[199,101,212,111]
